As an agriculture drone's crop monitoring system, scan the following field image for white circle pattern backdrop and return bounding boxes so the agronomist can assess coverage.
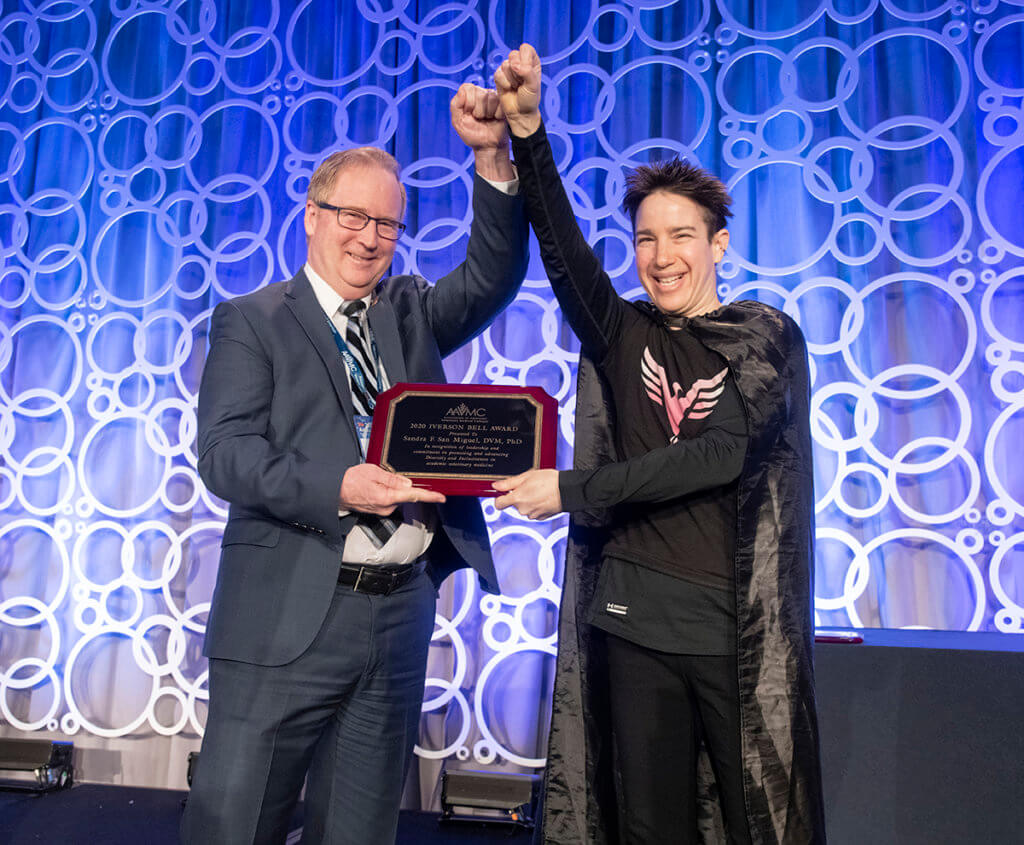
[0,1,1022,771]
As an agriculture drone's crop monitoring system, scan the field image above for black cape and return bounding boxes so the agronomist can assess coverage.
[539,300,827,845]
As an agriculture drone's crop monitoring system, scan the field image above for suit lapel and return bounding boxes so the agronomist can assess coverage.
[368,294,408,386]
[284,271,359,433]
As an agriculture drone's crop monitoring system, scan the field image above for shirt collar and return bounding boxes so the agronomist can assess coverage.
[304,262,371,319]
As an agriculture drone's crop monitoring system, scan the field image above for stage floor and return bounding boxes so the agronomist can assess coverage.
[0,784,533,845]
[4,630,1021,844]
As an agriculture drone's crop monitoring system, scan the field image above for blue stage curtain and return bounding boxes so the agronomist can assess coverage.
[1,1,1022,783]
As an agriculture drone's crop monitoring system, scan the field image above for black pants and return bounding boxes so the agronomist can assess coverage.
[603,632,752,845]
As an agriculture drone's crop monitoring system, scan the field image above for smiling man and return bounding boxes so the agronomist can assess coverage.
[181,84,528,845]
[492,45,825,845]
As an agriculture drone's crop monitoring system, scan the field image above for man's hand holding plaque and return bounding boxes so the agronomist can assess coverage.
[366,382,557,496]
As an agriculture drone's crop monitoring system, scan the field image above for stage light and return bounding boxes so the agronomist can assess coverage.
[440,768,539,828]
[0,738,74,792]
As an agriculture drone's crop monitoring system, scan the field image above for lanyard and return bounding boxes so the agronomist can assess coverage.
[326,314,383,409]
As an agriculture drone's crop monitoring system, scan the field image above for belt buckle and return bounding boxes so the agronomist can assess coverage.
[353,566,366,592]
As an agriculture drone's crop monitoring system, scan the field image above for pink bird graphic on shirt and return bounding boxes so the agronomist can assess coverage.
[641,346,729,441]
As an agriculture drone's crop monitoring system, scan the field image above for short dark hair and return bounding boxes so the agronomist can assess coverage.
[622,158,733,239]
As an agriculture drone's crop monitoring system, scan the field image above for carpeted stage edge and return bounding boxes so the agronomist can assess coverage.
[0,786,533,844]
[2,630,1021,844]
[1,785,191,844]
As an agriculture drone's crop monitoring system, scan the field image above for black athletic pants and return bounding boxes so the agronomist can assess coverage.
[603,632,753,845]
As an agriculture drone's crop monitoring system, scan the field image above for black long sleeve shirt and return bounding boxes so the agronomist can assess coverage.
[512,124,749,653]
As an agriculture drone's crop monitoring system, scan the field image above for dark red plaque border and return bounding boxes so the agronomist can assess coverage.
[366,382,557,496]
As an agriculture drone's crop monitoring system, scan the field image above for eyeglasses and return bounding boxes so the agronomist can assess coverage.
[315,202,406,241]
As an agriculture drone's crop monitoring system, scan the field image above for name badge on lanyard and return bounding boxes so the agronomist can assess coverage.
[354,414,373,457]
[326,313,382,459]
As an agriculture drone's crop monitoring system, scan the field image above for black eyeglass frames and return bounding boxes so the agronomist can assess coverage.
[315,202,406,240]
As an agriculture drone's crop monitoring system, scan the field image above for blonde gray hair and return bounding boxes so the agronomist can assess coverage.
[307,147,407,213]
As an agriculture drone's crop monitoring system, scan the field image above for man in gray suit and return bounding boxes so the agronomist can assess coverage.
[181,83,529,845]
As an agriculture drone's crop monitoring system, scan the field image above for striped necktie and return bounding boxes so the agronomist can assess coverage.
[340,300,398,550]
[341,300,378,415]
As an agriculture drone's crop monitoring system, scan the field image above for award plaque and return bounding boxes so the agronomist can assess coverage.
[366,382,557,496]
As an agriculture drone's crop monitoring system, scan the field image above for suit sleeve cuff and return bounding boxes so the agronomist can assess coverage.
[478,167,519,195]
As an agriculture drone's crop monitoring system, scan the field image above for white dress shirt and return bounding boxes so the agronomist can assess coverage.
[305,170,518,565]
[306,262,436,565]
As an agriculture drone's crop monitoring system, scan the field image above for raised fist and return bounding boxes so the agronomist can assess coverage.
[450,82,508,152]
[494,42,542,137]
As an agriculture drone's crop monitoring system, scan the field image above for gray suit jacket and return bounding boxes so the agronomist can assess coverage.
[196,175,529,666]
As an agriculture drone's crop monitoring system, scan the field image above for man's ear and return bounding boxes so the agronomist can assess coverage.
[303,200,316,238]
[712,228,729,262]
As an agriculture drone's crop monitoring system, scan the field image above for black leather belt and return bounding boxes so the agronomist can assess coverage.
[337,563,421,596]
